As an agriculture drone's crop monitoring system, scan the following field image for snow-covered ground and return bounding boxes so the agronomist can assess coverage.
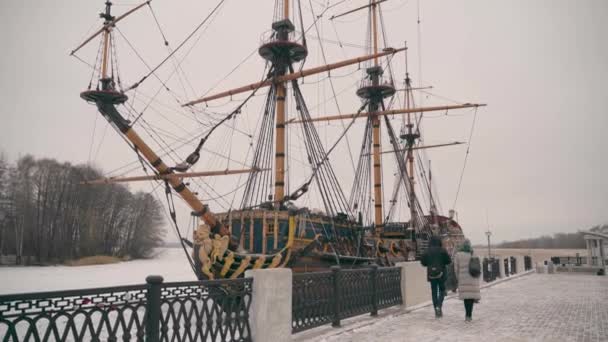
[0,248,197,294]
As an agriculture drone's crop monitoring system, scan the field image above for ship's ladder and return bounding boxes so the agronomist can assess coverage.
[416,238,429,259]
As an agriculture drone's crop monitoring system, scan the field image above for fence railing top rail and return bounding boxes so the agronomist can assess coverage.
[160,277,252,288]
[293,266,401,277]
[0,283,148,302]
[377,266,401,271]
[293,270,332,277]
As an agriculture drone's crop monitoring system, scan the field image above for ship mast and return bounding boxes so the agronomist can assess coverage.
[100,1,112,83]
[78,1,220,230]
[370,0,384,234]
[185,1,406,215]
[354,0,396,234]
[400,44,420,231]
[273,0,291,208]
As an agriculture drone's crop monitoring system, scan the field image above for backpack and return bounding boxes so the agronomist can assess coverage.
[428,264,444,279]
[468,256,481,278]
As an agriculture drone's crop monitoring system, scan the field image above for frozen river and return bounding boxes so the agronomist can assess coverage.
[0,248,587,295]
[0,248,197,294]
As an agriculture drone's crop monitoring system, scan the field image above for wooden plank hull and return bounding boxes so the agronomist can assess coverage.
[192,209,378,280]
[191,209,466,280]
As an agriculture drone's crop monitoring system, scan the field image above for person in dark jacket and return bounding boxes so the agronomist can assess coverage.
[420,236,452,318]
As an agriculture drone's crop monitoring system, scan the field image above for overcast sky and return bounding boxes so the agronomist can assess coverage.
[1,0,607,245]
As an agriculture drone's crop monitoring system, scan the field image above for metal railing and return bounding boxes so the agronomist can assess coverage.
[0,276,252,342]
[292,266,402,333]
[524,256,533,270]
[551,256,589,266]
[483,258,500,282]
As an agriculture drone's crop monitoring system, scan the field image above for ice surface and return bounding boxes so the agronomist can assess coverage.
[0,248,197,294]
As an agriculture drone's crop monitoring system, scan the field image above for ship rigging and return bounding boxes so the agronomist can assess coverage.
[71,0,486,279]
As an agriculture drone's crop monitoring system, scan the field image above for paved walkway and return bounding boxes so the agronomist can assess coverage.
[311,274,608,342]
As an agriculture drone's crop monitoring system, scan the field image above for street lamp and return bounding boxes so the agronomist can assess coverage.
[485,230,492,258]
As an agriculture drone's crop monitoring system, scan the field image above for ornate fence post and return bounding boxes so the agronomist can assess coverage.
[145,275,164,342]
[370,265,378,316]
[331,266,341,327]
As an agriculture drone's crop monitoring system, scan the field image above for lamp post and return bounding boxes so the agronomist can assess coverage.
[485,229,492,258]
[0,201,6,257]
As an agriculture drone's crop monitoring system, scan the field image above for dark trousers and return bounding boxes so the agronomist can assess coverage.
[464,299,475,318]
[430,279,445,309]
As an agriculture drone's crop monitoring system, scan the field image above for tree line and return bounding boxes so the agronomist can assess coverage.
[496,231,587,249]
[0,155,165,265]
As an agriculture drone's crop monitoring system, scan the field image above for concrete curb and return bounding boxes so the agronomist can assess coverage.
[294,269,536,342]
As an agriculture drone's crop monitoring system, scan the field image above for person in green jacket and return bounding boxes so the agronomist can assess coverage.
[454,239,481,322]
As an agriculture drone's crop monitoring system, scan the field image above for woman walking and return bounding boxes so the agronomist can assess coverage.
[454,239,481,321]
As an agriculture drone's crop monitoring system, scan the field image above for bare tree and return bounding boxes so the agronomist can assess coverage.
[0,156,165,264]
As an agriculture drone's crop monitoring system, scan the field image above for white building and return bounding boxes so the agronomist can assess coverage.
[582,225,608,267]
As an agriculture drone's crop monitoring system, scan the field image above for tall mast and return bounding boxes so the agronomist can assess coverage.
[372,1,379,66]
[100,1,114,89]
[273,0,290,207]
[79,1,220,230]
[183,1,408,215]
[371,0,383,233]
[258,0,304,208]
[355,1,394,233]
[401,44,420,231]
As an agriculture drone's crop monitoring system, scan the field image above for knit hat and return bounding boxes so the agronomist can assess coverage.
[459,239,473,253]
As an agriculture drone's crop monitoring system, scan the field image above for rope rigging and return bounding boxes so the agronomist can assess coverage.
[452,107,478,210]
[121,102,234,211]
[240,78,277,209]
[125,0,227,92]
[383,113,429,232]
[163,180,197,277]
[289,68,352,219]
[308,0,357,175]
[349,116,374,225]
[173,63,271,174]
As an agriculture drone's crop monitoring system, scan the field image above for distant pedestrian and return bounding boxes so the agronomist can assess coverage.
[420,236,451,318]
[454,239,481,322]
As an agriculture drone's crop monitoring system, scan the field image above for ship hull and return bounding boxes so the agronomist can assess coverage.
[192,209,377,280]
[192,209,466,280]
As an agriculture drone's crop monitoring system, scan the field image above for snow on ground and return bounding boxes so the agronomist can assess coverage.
[0,248,197,294]
[307,274,608,342]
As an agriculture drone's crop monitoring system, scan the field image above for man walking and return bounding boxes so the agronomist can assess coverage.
[421,236,452,318]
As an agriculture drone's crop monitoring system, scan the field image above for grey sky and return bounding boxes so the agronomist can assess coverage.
[1,0,607,245]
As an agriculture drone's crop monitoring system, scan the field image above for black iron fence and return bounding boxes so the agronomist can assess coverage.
[524,256,532,270]
[483,258,500,282]
[0,276,252,342]
[292,266,402,333]
[510,256,517,275]
[0,283,148,341]
[551,256,589,266]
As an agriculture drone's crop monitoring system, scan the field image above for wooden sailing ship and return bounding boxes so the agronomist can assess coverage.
[72,0,484,280]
